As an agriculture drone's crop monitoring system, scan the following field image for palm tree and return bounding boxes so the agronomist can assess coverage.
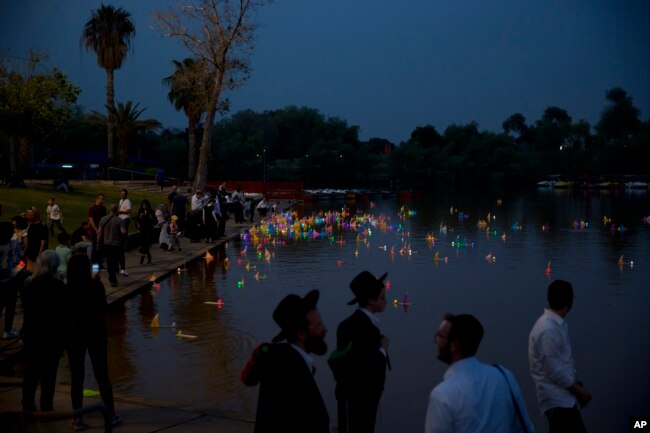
[163,58,208,179]
[81,4,135,166]
[89,101,161,166]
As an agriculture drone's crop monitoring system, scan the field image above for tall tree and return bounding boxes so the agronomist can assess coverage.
[154,0,269,192]
[81,4,136,166]
[596,87,641,146]
[0,50,80,170]
[163,58,210,179]
[409,125,443,148]
[502,113,528,136]
[533,106,572,152]
[89,101,161,166]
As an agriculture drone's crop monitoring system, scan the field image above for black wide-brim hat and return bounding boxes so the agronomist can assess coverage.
[272,289,320,343]
[347,271,388,305]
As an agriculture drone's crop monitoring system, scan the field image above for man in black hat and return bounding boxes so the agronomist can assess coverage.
[241,289,330,433]
[334,271,390,433]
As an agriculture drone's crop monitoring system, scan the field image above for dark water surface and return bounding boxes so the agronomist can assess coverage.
[102,188,650,433]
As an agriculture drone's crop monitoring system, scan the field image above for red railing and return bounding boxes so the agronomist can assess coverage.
[205,181,304,200]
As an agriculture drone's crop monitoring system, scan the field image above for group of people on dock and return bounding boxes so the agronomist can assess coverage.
[0,182,272,430]
[241,272,591,433]
[0,183,273,340]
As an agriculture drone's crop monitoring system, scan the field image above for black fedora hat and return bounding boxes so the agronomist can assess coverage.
[272,289,320,342]
[347,271,388,305]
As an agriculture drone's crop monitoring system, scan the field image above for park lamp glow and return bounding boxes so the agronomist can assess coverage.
[61,164,73,168]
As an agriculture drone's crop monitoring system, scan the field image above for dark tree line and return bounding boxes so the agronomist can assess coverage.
[2,86,647,189]
[207,87,648,189]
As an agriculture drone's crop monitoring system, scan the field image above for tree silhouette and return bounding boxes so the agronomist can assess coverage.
[81,4,135,166]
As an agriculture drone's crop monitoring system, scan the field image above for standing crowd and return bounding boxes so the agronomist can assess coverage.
[2,189,592,433]
[241,271,591,433]
[0,182,273,430]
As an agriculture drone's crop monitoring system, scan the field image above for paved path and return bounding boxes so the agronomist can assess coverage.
[0,203,296,433]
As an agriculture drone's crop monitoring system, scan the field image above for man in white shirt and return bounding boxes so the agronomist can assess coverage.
[191,190,204,212]
[425,314,535,433]
[118,189,132,276]
[529,280,591,433]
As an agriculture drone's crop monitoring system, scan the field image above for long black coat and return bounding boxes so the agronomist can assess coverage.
[336,309,388,396]
[241,342,329,433]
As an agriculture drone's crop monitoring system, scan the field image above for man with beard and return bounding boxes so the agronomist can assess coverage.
[425,314,535,433]
[334,271,391,433]
[241,289,330,433]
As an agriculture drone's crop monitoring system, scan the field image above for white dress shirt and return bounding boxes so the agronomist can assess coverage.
[118,198,132,220]
[191,194,204,212]
[425,357,534,433]
[290,343,315,374]
[528,308,578,413]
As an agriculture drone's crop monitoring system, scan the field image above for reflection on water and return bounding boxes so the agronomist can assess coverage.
[105,189,649,432]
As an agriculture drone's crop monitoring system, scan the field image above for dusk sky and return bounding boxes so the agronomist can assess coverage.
[1,0,649,144]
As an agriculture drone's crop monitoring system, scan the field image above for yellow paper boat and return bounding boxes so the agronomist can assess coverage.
[151,313,176,328]
[176,330,198,339]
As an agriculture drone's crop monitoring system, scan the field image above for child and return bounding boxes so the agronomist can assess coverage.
[55,232,72,279]
[46,197,67,236]
[167,215,182,252]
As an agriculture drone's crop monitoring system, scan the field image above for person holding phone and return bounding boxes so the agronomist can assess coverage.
[66,253,120,430]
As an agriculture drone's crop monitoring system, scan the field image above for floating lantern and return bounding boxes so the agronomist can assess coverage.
[151,313,175,328]
[205,299,225,308]
[176,330,198,339]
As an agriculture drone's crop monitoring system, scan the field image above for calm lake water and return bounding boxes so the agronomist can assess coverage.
[101,188,650,433]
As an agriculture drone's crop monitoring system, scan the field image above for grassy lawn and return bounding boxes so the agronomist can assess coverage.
[1,181,171,243]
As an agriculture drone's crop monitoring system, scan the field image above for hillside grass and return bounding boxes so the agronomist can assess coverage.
[1,181,170,243]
